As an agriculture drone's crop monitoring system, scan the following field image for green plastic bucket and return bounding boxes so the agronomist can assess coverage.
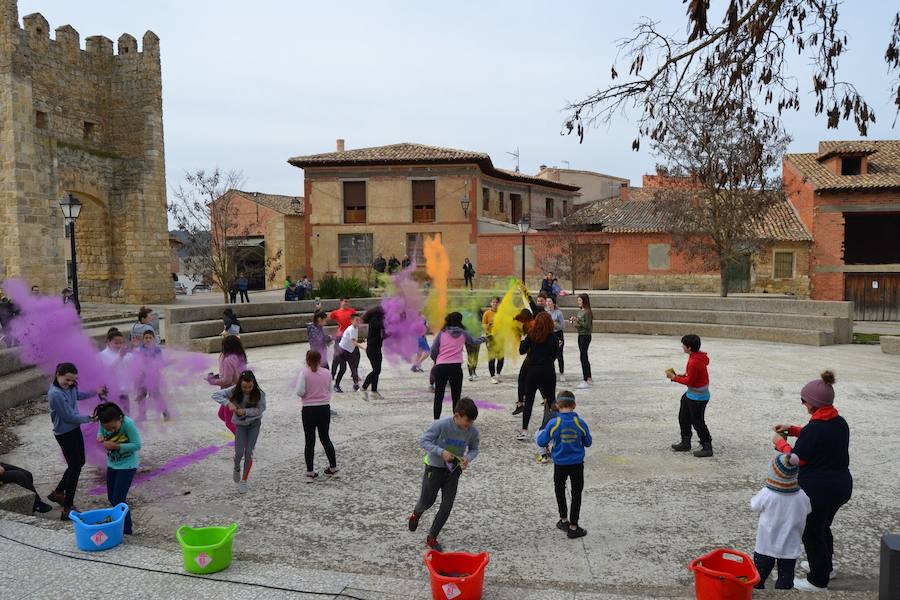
[176,523,238,575]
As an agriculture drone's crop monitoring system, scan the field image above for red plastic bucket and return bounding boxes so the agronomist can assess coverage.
[689,548,760,600]
[424,550,490,600]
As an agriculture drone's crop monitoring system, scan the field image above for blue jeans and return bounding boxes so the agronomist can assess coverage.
[106,467,136,535]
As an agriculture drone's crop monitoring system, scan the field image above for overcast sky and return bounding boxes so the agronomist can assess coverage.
[18,1,900,197]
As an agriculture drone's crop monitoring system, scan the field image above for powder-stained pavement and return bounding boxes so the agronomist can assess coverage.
[3,334,897,598]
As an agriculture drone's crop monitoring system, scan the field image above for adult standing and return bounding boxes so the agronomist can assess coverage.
[517,312,557,441]
[238,273,250,303]
[388,255,401,274]
[401,255,412,270]
[228,281,238,304]
[569,294,593,389]
[373,254,387,274]
[361,305,386,401]
[129,307,158,346]
[546,296,566,382]
[328,297,357,380]
[772,370,852,592]
[462,259,476,290]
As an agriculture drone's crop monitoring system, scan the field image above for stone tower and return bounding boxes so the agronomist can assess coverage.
[0,0,172,303]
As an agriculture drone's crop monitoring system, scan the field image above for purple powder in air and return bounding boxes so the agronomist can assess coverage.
[382,265,426,363]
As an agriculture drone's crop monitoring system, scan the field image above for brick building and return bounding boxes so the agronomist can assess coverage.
[210,189,304,290]
[287,141,579,284]
[0,1,172,303]
[784,140,900,319]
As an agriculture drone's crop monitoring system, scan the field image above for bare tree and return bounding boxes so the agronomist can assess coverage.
[651,102,790,296]
[564,1,900,146]
[168,168,282,302]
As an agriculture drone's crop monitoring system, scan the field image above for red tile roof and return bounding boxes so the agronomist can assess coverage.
[287,143,580,192]
[228,190,304,215]
[785,140,900,191]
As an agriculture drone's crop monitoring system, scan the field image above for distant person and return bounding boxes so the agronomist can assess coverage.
[300,276,313,300]
[551,278,562,297]
[334,314,364,393]
[328,298,357,380]
[222,309,241,336]
[373,253,387,274]
[387,255,401,274]
[401,255,411,269]
[284,276,294,290]
[667,334,713,458]
[540,272,555,297]
[30,285,40,294]
[546,296,566,382]
[237,273,250,303]
[284,282,299,301]
[228,281,238,304]
[61,287,74,305]
[361,306,386,401]
[568,294,593,389]
[129,307,158,346]
[462,258,475,290]
[482,297,504,383]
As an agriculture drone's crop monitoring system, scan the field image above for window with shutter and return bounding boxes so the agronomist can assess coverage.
[342,181,366,224]
[482,187,490,212]
[773,251,794,279]
[412,180,436,223]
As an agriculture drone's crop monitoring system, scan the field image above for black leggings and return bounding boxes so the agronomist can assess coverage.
[362,343,382,392]
[239,290,250,302]
[523,364,556,430]
[487,337,504,376]
[555,331,565,373]
[466,344,479,376]
[0,462,40,510]
[335,347,360,387]
[464,276,473,290]
[301,405,337,472]
[554,463,584,526]
[53,427,86,509]
[432,363,463,419]
[577,334,592,381]
[488,357,504,377]
[802,477,853,588]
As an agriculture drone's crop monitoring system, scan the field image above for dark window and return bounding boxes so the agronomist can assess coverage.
[338,233,372,265]
[35,111,48,129]
[83,121,95,140]
[406,232,438,264]
[411,180,436,223]
[498,191,505,213]
[342,181,366,224]
[510,193,522,224]
[562,200,569,216]
[773,251,794,279]
[841,157,862,176]
[482,187,490,212]
[545,198,554,218]
[844,213,900,264]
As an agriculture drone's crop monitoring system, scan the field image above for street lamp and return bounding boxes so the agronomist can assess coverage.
[289,196,302,213]
[517,215,530,286]
[459,193,471,218]
[58,193,82,313]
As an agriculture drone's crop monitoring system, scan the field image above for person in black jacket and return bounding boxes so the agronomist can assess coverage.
[462,259,475,290]
[361,306,386,401]
[772,370,852,592]
[517,312,557,442]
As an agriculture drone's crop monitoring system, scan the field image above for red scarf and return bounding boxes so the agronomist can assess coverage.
[809,405,839,421]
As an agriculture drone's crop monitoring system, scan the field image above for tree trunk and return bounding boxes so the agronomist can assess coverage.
[719,257,729,298]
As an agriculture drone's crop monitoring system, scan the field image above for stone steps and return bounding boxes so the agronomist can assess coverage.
[0,363,47,411]
[591,320,832,346]
[190,324,367,354]
[557,293,853,318]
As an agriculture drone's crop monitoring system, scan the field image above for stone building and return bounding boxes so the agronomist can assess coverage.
[784,140,900,319]
[0,1,172,303]
[535,166,630,204]
[287,141,579,284]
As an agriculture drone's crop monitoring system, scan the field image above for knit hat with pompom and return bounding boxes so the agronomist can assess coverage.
[801,370,836,408]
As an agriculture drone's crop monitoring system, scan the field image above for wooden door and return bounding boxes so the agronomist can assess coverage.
[726,255,751,294]
[510,194,522,225]
[845,273,900,321]
[573,243,609,291]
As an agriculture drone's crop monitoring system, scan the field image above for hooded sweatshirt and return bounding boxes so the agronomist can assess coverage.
[429,326,485,365]
[535,411,593,465]
[673,351,710,401]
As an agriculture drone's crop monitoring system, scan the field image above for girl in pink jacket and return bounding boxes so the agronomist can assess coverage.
[206,335,247,434]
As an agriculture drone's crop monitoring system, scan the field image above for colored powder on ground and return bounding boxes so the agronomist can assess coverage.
[491,280,528,363]
[424,235,449,333]
[382,265,427,362]
[442,397,504,411]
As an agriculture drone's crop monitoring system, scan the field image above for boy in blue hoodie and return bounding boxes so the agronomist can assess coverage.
[536,390,592,539]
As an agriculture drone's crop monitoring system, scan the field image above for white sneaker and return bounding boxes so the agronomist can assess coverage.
[793,578,827,592]
[490,376,499,384]
[576,381,590,389]
[468,374,475,382]
[362,389,370,402]
[370,391,384,401]
[799,561,837,580]
[516,431,529,441]
[238,480,249,494]
[232,468,240,483]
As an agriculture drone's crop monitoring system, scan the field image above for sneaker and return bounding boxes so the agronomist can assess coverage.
[370,391,384,401]
[516,431,529,442]
[799,561,836,580]
[425,535,443,552]
[793,578,827,592]
[324,467,339,476]
[490,376,499,384]
[556,519,569,532]
[408,512,420,532]
[47,490,65,505]
[671,440,692,452]
[362,389,370,401]
[353,383,360,392]
[468,374,475,382]
[238,480,249,494]
[233,468,240,483]
[333,385,344,393]
[61,507,77,522]
[576,381,590,389]
[330,407,338,417]
[495,375,502,383]
[33,500,53,514]
[306,472,319,483]
[567,526,587,539]
[512,402,523,415]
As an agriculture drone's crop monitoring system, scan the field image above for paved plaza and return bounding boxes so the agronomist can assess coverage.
[2,334,897,598]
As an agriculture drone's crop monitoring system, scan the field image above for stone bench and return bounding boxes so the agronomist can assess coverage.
[0,348,47,411]
[882,336,900,355]
[590,320,831,346]
[0,482,36,516]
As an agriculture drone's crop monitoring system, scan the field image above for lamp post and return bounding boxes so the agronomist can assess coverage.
[517,215,530,286]
[459,193,470,218]
[58,193,82,313]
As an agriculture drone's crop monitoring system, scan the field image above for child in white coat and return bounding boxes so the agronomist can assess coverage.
[751,452,812,590]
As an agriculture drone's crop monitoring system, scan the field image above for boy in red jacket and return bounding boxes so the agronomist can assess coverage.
[666,334,713,457]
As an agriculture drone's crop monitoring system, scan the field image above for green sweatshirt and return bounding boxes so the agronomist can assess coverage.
[99,416,142,470]
[574,309,593,335]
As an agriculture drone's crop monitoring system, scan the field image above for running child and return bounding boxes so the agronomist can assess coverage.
[412,318,430,373]
[206,335,248,433]
[535,390,592,538]
[98,327,131,414]
[94,402,141,535]
[482,297,505,383]
[295,350,338,482]
[667,334,713,458]
[212,370,266,493]
[134,329,170,421]
[335,314,364,393]
[47,362,107,520]
[328,297,357,379]
[750,452,812,590]
[408,397,480,551]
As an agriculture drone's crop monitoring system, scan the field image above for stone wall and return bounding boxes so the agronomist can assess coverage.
[0,1,172,303]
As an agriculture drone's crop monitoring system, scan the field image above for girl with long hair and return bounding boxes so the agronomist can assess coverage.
[296,350,338,482]
[361,305,386,401]
[206,334,248,434]
[545,296,566,382]
[569,294,594,388]
[212,370,266,493]
[429,312,485,419]
[517,312,558,441]
[512,309,534,416]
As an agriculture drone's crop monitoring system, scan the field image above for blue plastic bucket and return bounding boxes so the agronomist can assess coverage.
[69,503,129,552]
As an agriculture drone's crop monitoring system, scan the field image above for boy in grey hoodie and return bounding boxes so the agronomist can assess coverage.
[408,397,480,551]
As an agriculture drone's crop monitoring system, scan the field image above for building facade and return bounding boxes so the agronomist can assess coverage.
[0,1,172,303]
[535,166,630,204]
[784,140,900,319]
[287,141,579,285]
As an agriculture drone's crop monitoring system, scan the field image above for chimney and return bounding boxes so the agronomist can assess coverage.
[336,138,345,152]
